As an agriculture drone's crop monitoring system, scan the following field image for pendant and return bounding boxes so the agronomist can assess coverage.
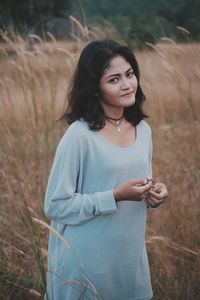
[117,127,121,133]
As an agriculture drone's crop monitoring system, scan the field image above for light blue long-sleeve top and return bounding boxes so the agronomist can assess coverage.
[44,118,156,300]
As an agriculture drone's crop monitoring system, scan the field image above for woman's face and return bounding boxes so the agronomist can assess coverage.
[99,55,138,111]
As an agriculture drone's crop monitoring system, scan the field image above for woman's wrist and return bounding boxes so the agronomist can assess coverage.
[113,188,122,202]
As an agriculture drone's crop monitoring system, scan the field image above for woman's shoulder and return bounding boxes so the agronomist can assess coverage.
[54,120,90,156]
[59,119,90,146]
[66,118,90,137]
[138,120,152,134]
[66,119,87,131]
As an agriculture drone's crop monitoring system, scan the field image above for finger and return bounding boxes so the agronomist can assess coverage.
[159,190,168,199]
[145,193,156,206]
[133,183,153,200]
[139,181,153,193]
[151,185,162,193]
[130,178,151,186]
[154,182,165,188]
[153,183,167,192]
[146,193,164,205]
[149,196,164,205]
[146,197,157,206]
[147,198,164,207]
[150,189,168,200]
[143,193,148,203]
[149,189,164,200]
[143,192,151,203]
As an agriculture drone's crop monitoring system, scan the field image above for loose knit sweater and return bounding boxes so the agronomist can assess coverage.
[44,119,156,300]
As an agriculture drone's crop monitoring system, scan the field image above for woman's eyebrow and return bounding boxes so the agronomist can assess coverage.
[105,67,133,79]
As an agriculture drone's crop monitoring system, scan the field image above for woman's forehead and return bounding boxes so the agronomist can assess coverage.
[103,55,132,76]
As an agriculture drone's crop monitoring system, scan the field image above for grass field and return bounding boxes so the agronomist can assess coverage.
[0,27,200,299]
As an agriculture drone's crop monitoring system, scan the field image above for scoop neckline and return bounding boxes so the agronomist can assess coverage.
[93,122,140,151]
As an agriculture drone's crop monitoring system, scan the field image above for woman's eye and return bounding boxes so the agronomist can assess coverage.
[109,77,118,83]
[127,72,134,77]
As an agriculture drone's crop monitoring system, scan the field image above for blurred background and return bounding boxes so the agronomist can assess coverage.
[0,1,199,299]
[0,0,200,47]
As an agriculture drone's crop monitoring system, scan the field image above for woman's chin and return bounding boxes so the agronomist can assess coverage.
[121,98,135,107]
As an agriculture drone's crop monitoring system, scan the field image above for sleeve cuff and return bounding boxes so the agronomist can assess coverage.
[147,203,162,209]
[94,190,117,215]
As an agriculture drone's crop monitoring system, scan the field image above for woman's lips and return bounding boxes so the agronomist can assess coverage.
[121,91,135,97]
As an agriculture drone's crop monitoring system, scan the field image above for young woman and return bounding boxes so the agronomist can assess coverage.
[44,39,168,300]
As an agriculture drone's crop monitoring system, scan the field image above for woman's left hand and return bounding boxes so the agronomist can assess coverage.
[144,182,168,207]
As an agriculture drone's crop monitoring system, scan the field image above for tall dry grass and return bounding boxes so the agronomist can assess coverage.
[0,21,200,299]
[139,38,200,299]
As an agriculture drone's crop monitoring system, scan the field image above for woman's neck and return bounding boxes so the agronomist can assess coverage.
[101,104,124,119]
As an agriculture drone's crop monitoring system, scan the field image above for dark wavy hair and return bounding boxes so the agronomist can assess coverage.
[60,39,147,130]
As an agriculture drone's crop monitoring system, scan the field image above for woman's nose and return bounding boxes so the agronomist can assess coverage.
[121,79,132,89]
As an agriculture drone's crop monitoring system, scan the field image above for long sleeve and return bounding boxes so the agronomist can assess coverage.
[44,126,117,225]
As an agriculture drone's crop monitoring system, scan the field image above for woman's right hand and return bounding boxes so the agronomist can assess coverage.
[113,178,153,202]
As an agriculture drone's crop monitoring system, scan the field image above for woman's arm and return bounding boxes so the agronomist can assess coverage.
[44,128,117,226]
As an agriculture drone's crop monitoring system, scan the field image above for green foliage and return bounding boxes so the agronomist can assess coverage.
[0,0,199,46]
[72,0,200,49]
[178,0,200,38]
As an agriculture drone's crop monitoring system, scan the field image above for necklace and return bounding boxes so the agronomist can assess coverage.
[104,113,124,122]
[105,114,124,133]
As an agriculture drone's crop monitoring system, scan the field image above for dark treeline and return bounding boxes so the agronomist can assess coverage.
[0,0,199,48]
[0,0,71,38]
[77,0,200,48]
